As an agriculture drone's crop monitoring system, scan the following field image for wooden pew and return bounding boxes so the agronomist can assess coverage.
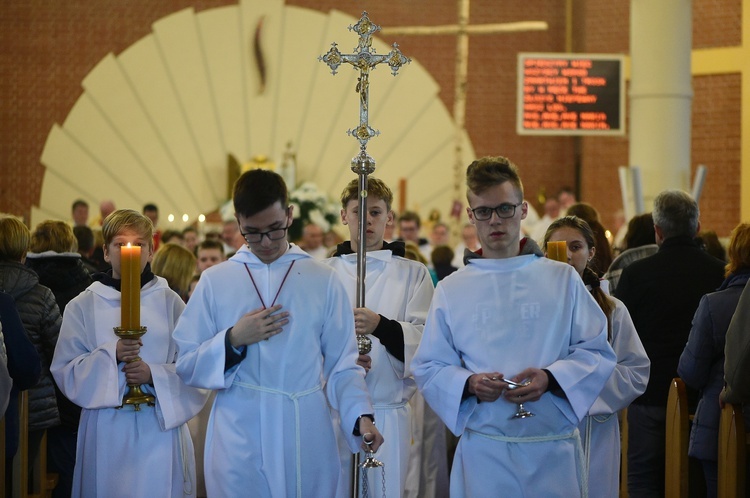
[665,378,689,498]
[718,403,746,498]
[1,414,6,495]
[620,407,629,498]
[6,391,58,498]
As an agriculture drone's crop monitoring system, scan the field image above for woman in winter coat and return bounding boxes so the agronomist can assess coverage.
[678,222,750,498]
[25,220,92,498]
[0,215,62,491]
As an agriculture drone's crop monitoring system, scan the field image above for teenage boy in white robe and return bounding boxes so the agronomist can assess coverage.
[51,209,207,498]
[173,169,383,497]
[323,178,434,498]
[412,156,617,498]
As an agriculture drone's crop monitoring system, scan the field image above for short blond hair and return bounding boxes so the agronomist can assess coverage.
[102,209,154,248]
[152,243,197,295]
[340,177,394,211]
[31,220,77,253]
[0,215,30,262]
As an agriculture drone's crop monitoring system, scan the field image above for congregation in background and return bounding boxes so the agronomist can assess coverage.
[1,154,749,498]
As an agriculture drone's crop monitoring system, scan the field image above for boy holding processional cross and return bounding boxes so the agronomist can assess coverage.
[323,177,434,497]
[173,169,383,496]
[51,209,207,497]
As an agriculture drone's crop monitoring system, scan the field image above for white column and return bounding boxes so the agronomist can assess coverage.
[629,0,693,207]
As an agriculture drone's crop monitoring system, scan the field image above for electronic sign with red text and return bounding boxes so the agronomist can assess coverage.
[517,53,625,136]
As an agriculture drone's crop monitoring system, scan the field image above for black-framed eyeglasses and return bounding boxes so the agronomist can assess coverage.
[239,223,291,243]
[471,203,522,221]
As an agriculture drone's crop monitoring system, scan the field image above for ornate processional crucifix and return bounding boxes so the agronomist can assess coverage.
[319,12,409,311]
[319,12,410,498]
[381,0,547,233]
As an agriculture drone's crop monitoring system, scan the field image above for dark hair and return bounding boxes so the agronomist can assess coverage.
[74,225,95,252]
[466,156,524,199]
[398,210,421,228]
[697,230,726,263]
[431,245,455,266]
[142,203,158,213]
[566,202,599,223]
[543,216,616,341]
[198,239,225,255]
[233,169,288,217]
[161,229,183,244]
[624,213,655,249]
[564,203,611,276]
[72,199,89,210]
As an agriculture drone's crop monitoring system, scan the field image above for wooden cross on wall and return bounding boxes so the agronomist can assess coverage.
[381,0,547,226]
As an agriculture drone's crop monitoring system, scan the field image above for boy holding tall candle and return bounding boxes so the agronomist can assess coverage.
[411,156,617,497]
[51,209,207,498]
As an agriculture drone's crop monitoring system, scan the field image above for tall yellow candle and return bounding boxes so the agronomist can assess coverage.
[120,244,141,330]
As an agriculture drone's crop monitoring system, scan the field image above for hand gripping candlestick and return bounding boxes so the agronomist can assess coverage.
[113,243,154,411]
[320,12,409,498]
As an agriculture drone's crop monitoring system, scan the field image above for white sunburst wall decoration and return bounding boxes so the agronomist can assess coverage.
[36,0,475,230]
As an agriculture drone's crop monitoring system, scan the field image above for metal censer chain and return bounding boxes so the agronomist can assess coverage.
[360,444,386,498]
[357,335,386,498]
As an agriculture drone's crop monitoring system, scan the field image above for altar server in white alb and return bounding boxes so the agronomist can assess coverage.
[51,209,207,498]
[323,178,434,498]
[173,169,383,497]
[544,216,650,497]
[412,156,617,498]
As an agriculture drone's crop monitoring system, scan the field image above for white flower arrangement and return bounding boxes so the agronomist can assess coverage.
[288,182,339,240]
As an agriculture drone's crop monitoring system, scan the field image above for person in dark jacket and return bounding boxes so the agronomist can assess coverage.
[1,290,42,496]
[0,215,62,495]
[26,220,92,498]
[677,223,750,498]
[615,190,726,497]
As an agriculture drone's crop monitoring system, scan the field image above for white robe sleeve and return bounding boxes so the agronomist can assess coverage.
[588,298,650,416]
[150,362,209,430]
[174,275,239,390]
[321,272,374,453]
[398,265,433,378]
[51,295,124,409]
[412,285,477,436]
[149,294,209,431]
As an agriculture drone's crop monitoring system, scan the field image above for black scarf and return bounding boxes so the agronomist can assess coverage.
[92,262,156,292]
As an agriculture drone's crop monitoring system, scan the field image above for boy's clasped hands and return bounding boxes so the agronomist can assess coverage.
[116,338,152,385]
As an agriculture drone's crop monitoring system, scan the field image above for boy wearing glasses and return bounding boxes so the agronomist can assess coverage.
[411,156,616,497]
[173,169,383,497]
[323,177,434,498]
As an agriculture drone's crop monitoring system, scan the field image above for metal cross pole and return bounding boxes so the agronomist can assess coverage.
[319,11,409,498]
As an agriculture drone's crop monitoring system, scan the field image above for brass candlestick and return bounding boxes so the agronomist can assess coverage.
[113,326,154,411]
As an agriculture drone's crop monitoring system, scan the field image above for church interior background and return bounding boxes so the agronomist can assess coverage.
[0,0,745,238]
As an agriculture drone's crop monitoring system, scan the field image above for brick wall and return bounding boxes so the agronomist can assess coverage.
[0,0,742,236]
